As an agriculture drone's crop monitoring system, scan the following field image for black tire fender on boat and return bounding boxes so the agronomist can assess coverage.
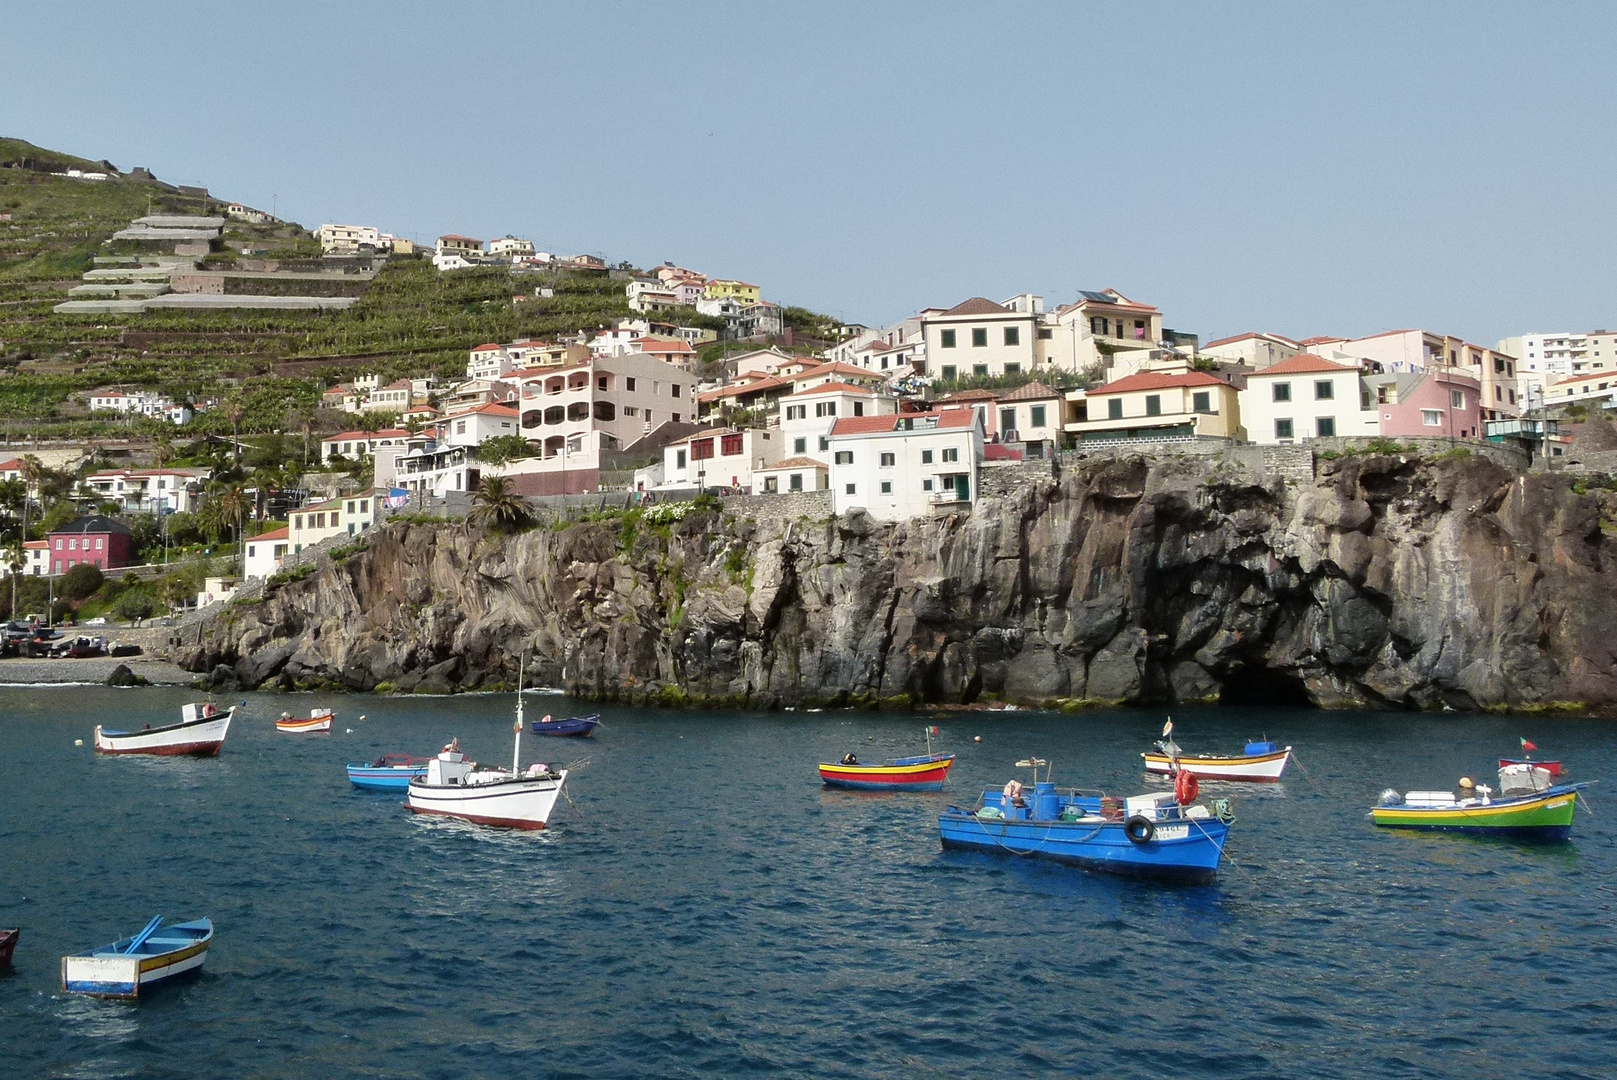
[1123,815,1155,844]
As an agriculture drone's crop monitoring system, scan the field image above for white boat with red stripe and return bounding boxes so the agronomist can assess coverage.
[1141,720,1291,783]
[94,702,236,757]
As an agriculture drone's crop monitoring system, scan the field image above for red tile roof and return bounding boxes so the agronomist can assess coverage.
[324,429,411,441]
[472,343,503,351]
[786,380,875,397]
[996,380,1062,402]
[939,297,1011,317]
[1091,371,1228,395]
[447,403,520,418]
[1204,331,1302,349]
[250,526,290,542]
[1297,336,1345,347]
[937,389,999,403]
[759,456,828,470]
[830,410,976,437]
[1247,354,1358,376]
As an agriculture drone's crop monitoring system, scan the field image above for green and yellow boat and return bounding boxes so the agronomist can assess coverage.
[1371,764,1588,841]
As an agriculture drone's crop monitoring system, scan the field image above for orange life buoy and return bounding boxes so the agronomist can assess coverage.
[1175,770,1199,805]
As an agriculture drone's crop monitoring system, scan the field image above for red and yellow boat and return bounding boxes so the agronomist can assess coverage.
[818,753,956,792]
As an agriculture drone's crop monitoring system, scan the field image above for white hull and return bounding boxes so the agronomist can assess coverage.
[1142,748,1290,782]
[276,717,332,733]
[94,711,234,756]
[406,769,567,830]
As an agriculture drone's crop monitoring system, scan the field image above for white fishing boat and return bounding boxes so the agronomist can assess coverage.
[1141,721,1290,783]
[405,665,567,830]
[94,702,236,757]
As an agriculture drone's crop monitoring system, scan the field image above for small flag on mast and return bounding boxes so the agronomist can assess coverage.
[927,726,939,736]
[1520,738,1537,752]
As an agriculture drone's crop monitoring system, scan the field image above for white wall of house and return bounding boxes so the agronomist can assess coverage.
[659,429,783,491]
[828,413,982,521]
[921,307,1040,380]
[1241,366,1378,444]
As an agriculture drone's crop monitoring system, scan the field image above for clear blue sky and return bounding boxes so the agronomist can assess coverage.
[7,2,1615,346]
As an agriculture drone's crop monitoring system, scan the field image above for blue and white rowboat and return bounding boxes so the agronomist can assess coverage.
[62,916,213,999]
[346,754,431,791]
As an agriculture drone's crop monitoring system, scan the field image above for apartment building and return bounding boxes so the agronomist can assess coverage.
[1545,369,1617,410]
[487,236,535,260]
[1499,330,1617,408]
[827,410,983,521]
[436,235,483,260]
[82,467,211,513]
[319,223,383,254]
[779,381,898,461]
[703,279,761,305]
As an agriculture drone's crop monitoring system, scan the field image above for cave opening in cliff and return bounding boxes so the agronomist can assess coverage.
[1217,667,1313,706]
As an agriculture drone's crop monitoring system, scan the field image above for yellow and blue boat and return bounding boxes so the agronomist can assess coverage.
[1371,765,1589,841]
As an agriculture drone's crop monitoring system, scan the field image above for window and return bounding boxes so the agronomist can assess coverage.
[1495,387,1504,402]
[1273,382,1291,402]
[1000,408,1016,432]
[1004,327,1019,346]
[361,500,369,513]
[624,405,638,417]
[1422,409,1443,427]
[1108,398,1123,420]
[853,401,864,416]
[834,451,853,464]
[1003,363,1021,375]
[819,436,829,451]
[721,434,743,456]
[1090,316,1107,334]
[972,328,988,348]
[940,365,957,381]
[845,483,856,495]
[815,401,837,418]
[1145,395,1161,417]
[692,438,714,460]
[789,473,803,492]
[922,479,934,491]
[880,481,892,494]
[676,450,687,468]
[764,477,778,493]
[672,384,681,396]
[880,452,895,467]
[1450,389,1465,409]
[1314,380,1334,401]
[598,376,608,391]
[96,537,104,549]
[921,449,933,464]
[626,377,637,391]
[69,538,77,551]
[1316,417,1336,437]
[794,437,807,454]
[786,405,805,420]
[941,330,957,348]
[973,364,989,377]
[1030,405,1046,427]
[942,447,960,463]
[1038,328,1052,340]
[1275,418,1294,440]
[1192,391,1211,414]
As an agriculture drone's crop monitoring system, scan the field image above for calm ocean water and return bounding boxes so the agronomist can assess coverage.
[2,687,1614,1079]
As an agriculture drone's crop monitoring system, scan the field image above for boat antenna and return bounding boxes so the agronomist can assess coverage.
[512,655,525,775]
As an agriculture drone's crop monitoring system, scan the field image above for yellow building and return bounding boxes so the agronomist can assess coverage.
[703,279,761,305]
[1066,370,1243,444]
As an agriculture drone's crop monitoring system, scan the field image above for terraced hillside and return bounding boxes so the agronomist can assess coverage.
[0,140,639,437]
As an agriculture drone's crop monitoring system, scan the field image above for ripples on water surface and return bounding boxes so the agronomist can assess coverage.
[2,688,1614,1078]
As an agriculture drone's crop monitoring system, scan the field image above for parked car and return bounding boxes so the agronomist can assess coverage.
[84,617,108,626]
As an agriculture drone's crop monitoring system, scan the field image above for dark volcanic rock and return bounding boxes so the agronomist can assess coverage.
[173,452,1617,712]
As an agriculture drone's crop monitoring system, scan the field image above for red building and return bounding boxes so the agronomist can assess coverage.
[48,515,134,574]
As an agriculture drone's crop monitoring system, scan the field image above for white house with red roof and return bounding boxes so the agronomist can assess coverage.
[320,428,411,463]
[779,381,897,462]
[1200,332,1303,370]
[467,343,513,380]
[1,539,50,578]
[827,409,984,520]
[1045,289,1166,380]
[82,467,212,513]
[1240,355,1379,443]
[921,297,1043,381]
[657,428,784,493]
[1546,369,1617,410]
[441,402,520,447]
[1067,368,1243,444]
[754,456,829,494]
[628,336,695,369]
[243,526,290,581]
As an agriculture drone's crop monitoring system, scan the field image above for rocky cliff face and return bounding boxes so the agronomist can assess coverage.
[176,450,1617,712]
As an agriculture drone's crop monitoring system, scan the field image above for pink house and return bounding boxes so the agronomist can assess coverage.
[1366,368,1484,440]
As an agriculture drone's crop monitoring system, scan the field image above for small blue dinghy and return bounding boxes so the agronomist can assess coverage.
[346,754,431,791]
[530,713,600,738]
[61,916,213,999]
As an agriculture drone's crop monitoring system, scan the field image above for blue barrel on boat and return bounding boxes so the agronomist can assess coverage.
[1244,740,1277,755]
[1034,782,1059,820]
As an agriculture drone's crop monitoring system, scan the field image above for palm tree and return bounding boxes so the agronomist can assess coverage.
[223,398,246,466]
[468,476,531,534]
[202,482,251,574]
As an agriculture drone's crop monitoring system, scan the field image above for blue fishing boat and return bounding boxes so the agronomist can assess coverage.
[346,754,431,791]
[530,713,600,737]
[938,760,1232,883]
[61,916,213,999]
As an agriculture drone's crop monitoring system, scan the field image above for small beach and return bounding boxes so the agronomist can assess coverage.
[0,655,193,685]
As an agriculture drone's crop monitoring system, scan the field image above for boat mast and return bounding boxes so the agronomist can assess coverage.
[512,655,525,775]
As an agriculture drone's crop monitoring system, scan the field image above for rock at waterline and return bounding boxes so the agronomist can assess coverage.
[105,663,148,687]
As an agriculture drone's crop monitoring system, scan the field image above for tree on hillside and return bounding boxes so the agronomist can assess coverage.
[60,562,103,601]
[199,482,251,573]
[474,434,536,466]
[468,476,531,534]
[223,397,246,465]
